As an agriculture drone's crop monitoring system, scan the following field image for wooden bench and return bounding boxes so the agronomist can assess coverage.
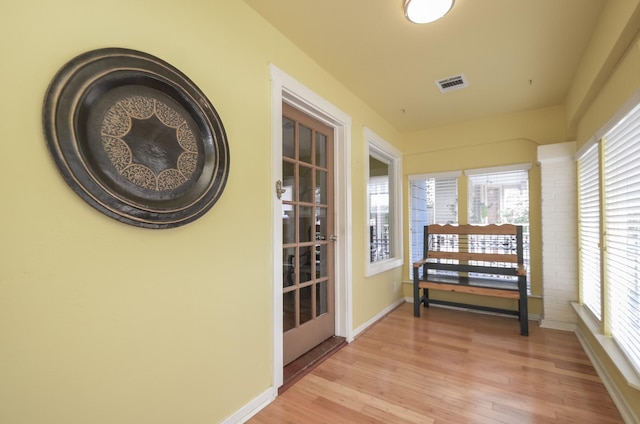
[413,224,529,336]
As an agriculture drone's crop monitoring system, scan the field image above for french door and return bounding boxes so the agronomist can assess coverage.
[281,102,335,365]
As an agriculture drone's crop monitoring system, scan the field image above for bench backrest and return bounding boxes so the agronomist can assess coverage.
[421,224,525,278]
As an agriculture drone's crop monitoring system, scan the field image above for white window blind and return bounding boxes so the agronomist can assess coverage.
[603,103,640,374]
[409,174,458,278]
[578,144,602,321]
[467,168,530,289]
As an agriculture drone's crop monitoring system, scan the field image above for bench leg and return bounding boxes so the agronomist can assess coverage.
[413,268,420,317]
[519,306,528,336]
[518,277,529,336]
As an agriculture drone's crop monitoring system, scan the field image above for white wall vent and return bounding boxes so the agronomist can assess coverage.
[435,74,468,93]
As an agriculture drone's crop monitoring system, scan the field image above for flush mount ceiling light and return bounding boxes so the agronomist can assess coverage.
[404,0,454,24]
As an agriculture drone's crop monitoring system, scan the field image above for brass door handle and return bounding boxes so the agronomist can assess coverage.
[276,180,287,199]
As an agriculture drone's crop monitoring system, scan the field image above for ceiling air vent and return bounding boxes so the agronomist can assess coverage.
[435,74,468,93]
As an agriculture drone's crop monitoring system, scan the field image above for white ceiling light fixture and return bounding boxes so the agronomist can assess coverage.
[404,0,454,24]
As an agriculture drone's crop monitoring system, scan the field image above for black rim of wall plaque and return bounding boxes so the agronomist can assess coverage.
[43,48,230,228]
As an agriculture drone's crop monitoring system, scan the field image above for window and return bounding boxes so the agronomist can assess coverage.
[602,103,640,374]
[369,157,390,262]
[366,128,402,276]
[409,172,459,278]
[577,99,640,379]
[466,165,531,288]
[577,144,601,321]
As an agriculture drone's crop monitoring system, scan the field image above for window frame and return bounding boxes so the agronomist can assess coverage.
[577,142,602,322]
[465,164,532,291]
[365,128,403,276]
[408,171,460,279]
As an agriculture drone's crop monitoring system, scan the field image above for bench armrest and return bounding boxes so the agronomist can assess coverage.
[413,259,428,268]
[517,265,527,276]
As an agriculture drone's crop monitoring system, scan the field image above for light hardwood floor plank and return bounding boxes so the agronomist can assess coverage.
[248,303,624,424]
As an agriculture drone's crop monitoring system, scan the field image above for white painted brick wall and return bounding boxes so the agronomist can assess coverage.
[538,143,578,329]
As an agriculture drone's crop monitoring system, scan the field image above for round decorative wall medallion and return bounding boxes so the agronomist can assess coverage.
[43,48,230,228]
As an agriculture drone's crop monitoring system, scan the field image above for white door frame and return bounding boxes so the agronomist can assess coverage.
[269,64,353,389]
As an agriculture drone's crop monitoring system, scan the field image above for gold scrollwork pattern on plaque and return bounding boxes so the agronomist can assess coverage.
[100,96,198,191]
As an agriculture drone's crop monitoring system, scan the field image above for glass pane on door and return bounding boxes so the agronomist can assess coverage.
[283,247,296,288]
[283,291,296,332]
[316,281,327,316]
[316,133,326,168]
[283,117,295,159]
[300,165,313,203]
[316,244,327,278]
[282,206,295,245]
[315,207,327,241]
[299,246,313,283]
[282,161,296,201]
[316,170,327,204]
[299,124,312,164]
[300,285,312,325]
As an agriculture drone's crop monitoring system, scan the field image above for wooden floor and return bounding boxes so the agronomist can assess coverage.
[281,335,347,394]
[248,302,624,424]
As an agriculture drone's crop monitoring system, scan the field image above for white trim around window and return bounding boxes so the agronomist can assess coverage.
[365,127,403,276]
[408,170,462,181]
[464,162,532,175]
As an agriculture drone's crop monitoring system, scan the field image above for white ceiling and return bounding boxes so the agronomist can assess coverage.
[245,0,606,133]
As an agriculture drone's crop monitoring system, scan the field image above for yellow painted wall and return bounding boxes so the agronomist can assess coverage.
[575,35,640,148]
[0,1,402,423]
[566,0,640,135]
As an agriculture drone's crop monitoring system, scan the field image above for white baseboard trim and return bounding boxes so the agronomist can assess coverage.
[352,298,405,339]
[221,387,277,424]
[574,326,639,424]
[540,319,577,332]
